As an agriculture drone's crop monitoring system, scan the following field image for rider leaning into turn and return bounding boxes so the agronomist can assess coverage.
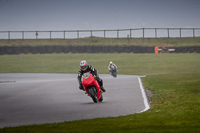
[77,60,106,92]
[108,61,117,72]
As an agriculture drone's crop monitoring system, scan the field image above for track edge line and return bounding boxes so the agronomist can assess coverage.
[137,76,150,113]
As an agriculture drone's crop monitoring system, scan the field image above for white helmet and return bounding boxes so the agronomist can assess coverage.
[109,61,113,64]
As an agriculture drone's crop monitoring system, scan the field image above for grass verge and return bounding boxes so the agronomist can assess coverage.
[0,53,199,74]
[0,53,200,132]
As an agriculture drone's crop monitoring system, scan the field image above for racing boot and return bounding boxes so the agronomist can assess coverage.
[97,78,106,92]
[101,86,106,92]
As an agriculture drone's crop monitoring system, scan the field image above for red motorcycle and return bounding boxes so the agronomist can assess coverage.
[82,72,103,103]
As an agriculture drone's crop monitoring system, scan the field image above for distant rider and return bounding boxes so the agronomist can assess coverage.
[108,61,117,72]
[77,60,106,92]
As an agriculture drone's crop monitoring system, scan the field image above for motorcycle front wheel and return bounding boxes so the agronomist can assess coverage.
[112,72,117,77]
[88,87,98,103]
[98,95,103,102]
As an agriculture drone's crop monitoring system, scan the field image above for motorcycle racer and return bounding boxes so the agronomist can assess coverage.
[77,60,106,92]
[108,61,117,72]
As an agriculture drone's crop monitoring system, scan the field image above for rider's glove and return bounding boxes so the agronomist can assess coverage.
[93,75,100,81]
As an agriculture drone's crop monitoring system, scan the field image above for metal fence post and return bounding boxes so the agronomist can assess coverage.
[168,28,169,38]
[193,28,195,38]
[35,31,38,39]
[155,28,157,38]
[8,31,10,39]
[49,31,51,39]
[22,31,24,39]
[117,30,119,38]
[77,30,79,39]
[143,28,144,38]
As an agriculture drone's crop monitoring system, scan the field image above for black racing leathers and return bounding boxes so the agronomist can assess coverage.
[77,65,103,90]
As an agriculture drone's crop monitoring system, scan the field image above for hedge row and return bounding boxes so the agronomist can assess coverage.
[0,45,154,55]
[0,46,199,55]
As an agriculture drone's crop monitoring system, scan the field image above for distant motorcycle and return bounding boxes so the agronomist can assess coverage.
[82,72,103,103]
[110,65,117,78]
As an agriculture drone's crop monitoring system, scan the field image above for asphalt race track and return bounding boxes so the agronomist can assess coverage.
[0,73,149,128]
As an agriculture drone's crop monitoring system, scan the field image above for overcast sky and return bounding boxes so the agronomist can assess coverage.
[1,0,200,31]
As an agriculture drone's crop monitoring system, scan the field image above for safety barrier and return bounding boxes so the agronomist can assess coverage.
[0,45,154,55]
[155,46,200,53]
[0,46,199,55]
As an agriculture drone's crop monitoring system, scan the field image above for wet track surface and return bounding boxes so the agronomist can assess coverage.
[0,73,148,128]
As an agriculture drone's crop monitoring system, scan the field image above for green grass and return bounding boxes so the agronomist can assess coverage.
[0,53,200,132]
[0,53,199,75]
[1,37,200,47]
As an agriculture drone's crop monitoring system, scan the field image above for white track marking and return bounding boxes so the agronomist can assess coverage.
[137,76,150,113]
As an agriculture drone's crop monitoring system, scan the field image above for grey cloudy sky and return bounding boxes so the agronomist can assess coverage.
[1,0,200,31]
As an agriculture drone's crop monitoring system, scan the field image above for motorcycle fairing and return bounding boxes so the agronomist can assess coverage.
[82,73,102,100]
